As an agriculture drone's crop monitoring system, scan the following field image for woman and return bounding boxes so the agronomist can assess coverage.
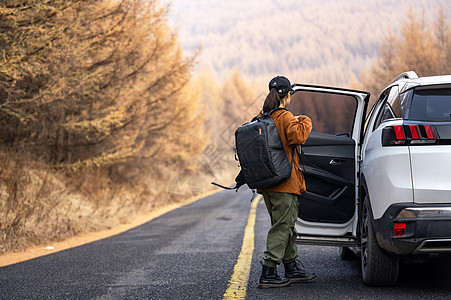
[258,76,316,289]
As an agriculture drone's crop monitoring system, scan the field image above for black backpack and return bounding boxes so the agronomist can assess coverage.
[233,108,295,190]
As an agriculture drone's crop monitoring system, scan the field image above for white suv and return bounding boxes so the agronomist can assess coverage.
[288,72,451,286]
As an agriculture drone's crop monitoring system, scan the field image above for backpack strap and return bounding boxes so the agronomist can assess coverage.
[260,107,298,167]
[211,182,238,190]
[210,181,257,202]
[269,107,288,115]
[256,107,288,120]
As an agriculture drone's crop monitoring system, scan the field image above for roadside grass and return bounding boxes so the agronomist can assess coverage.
[0,150,238,255]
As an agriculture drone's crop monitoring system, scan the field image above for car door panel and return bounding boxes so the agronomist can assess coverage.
[299,132,355,223]
[287,84,369,243]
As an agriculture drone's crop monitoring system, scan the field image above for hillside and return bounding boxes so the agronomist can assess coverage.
[169,0,450,87]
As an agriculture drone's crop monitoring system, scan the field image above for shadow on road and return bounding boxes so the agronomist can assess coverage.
[397,257,451,289]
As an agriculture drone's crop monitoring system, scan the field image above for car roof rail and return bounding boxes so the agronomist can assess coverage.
[391,71,419,83]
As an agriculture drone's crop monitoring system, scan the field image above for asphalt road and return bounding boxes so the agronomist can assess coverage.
[1,188,451,299]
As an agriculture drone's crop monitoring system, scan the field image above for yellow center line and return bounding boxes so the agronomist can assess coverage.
[223,195,261,300]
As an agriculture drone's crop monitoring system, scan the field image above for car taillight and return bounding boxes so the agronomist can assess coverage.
[382,124,439,146]
[423,125,438,139]
[409,125,420,140]
[393,223,406,237]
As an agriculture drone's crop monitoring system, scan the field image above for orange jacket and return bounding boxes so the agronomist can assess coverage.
[259,109,312,196]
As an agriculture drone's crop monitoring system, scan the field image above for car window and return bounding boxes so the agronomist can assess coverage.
[363,94,382,136]
[372,86,401,130]
[288,90,357,137]
[372,91,389,131]
[399,89,414,117]
[408,88,451,122]
[380,103,396,120]
[386,85,401,118]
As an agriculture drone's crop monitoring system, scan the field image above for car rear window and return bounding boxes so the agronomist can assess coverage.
[408,88,451,122]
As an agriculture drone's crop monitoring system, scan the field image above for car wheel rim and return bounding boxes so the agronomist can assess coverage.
[361,201,369,274]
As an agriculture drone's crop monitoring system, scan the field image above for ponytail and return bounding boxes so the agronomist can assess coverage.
[263,88,281,113]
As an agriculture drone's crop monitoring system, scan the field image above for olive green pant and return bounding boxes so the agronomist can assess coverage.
[262,192,299,268]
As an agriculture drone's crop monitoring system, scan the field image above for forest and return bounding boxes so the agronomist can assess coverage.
[361,7,451,99]
[1,0,451,254]
[0,0,211,253]
[169,0,450,87]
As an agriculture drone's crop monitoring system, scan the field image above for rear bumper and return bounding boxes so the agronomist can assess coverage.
[373,203,451,255]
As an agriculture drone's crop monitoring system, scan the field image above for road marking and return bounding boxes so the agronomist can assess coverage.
[223,195,261,300]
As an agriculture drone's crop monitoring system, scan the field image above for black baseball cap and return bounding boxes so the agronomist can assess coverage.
[268,76,293,95]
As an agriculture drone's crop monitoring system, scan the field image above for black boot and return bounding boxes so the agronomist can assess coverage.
[258,264,291,289]
[283,259,317,282]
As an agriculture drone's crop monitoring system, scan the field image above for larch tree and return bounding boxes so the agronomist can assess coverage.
[0,0,206,178]
[434,6,451,75]
[361,7,451,99]
[397,9,440,77]
[221,68,258,128]
[216,68,260,156]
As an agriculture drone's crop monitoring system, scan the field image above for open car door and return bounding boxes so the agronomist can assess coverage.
[287,85,369,247]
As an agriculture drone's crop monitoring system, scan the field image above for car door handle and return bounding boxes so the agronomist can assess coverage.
[329,159,345,166]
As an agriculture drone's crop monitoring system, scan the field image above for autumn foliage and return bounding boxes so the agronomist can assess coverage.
[0,0,205,172]
[361,7,451,99]
[0,0,207,253]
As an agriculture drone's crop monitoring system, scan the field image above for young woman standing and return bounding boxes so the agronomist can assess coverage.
[258,76,316,289]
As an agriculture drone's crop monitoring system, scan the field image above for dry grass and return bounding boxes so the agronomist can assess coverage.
[0,153,127,253]
[0,148,238,255]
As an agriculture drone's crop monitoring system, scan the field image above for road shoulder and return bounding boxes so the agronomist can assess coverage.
[0,188,221,267]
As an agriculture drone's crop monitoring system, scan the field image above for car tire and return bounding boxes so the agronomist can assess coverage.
[360,194,399,286]
[339,247,356,260]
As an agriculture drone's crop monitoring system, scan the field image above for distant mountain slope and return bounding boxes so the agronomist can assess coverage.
[169,0,450,86]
